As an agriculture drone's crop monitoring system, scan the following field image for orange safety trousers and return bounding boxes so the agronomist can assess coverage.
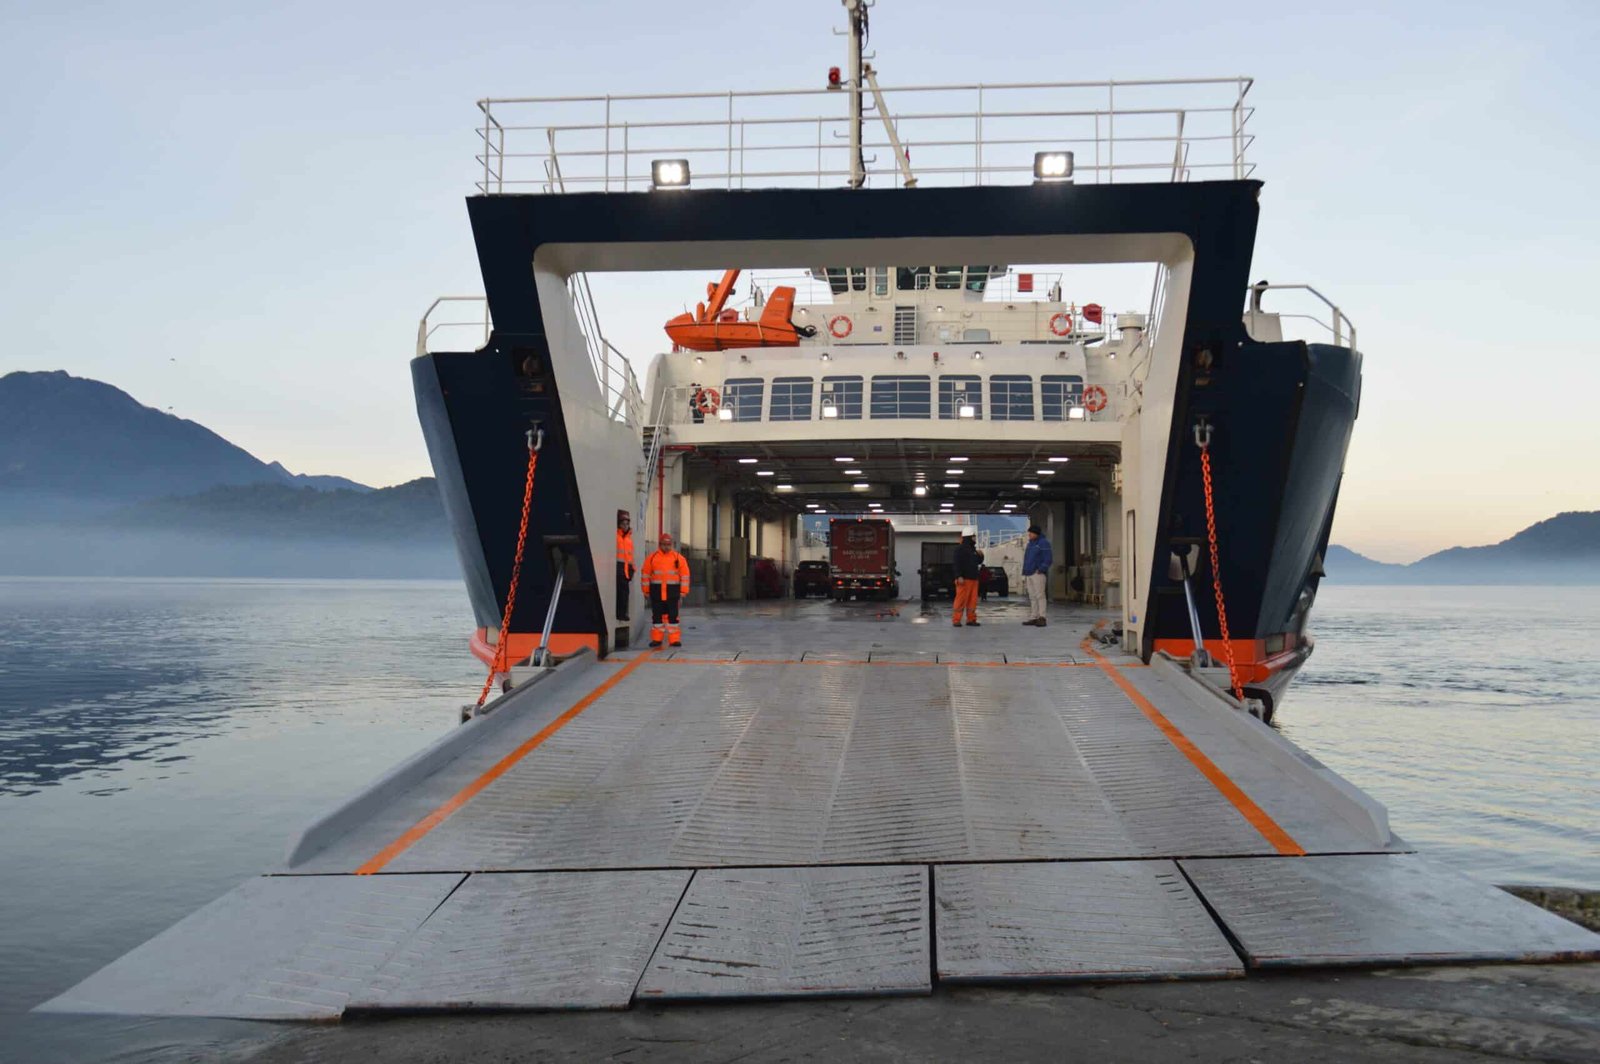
[643,549,690,645]
[952,577,979,624]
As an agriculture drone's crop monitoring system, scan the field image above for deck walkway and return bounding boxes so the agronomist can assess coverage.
[39,600,1600,1019]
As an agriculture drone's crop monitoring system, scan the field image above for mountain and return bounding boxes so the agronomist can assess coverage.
[1328,512,1600,584]
[0,370,369,509]
[113,478,446,538]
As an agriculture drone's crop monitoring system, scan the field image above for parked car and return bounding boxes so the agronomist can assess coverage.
[921,561,957,601]
[793,560,831,598]
[751,557,782,599]
[979,565,1010,598]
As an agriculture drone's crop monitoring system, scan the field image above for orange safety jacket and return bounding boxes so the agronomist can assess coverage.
[642,549,690,597]
[616,528,635,579]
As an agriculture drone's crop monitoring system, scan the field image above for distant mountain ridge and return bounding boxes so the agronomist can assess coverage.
[0,370,368,508]
[1328,512,1600,584]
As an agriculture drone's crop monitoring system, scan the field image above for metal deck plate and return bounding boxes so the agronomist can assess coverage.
[352,871,690,1011]
[37,874,463,1019]
[935,861,1243,982]
[637,866,930,1000]
[1183,854,1600,968]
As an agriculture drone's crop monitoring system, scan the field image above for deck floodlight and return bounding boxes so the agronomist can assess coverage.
[718,406,734,421]
[1034,151,1074,182]
[1068,405,1087,420]
[651,159,690,188]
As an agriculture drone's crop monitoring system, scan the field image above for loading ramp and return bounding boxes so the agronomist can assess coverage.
[40,600,1599,1019]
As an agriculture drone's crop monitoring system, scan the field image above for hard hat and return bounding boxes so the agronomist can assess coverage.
[659,532,674,545]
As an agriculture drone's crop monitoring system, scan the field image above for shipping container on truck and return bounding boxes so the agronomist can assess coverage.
[828,518,898,600]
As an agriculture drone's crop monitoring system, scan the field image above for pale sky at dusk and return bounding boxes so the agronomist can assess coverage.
[2,0,1596,562]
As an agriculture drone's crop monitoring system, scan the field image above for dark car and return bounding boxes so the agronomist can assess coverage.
[793,560,831,598]
[979,565,1009,598]
[920,562,957,601]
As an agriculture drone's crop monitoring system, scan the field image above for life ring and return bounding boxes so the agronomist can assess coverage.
[1082,385,1108,413]
[828,314,853,339]
[1048,311,1073,336]
[694,387,721,416]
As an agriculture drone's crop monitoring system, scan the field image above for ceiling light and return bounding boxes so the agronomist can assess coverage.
[738,457,758,464]
[834,457,854,463]
[844,469,863,475]
[651,158,691,188]
[944,482,959,488]
[1036,469,1056,475]
[949,457,969,463]
[913,485,927,496]
[1023,482,1040,490]
[1048,456,1070,463]
[852,482,869,490]
[756,470,774,477]
[971,351,983,360]
[777,484,793,491]
[945,469,963,475]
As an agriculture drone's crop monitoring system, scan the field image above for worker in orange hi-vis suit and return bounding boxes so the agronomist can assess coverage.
[643,532,691,648]
[615,511,635,622]
[952,533,983,627]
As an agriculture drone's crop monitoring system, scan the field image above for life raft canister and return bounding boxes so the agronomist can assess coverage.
[695,387,721,415]
[1083,384,1108,413]
[1048,311,1073,336]
[828,314,853,339]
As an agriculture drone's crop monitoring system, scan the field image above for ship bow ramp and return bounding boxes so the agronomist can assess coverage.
[39,606,1598,1019]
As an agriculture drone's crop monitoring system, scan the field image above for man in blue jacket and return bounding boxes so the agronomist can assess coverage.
[1021,524,1053,626]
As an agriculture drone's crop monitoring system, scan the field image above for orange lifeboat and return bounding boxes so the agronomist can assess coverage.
[663,269,816,351]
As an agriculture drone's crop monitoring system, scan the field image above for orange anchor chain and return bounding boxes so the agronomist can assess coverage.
[1196,421,1244,702]
[477,428,542,708]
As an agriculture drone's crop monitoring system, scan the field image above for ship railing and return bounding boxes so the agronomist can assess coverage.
[977,528,1028,550]
[416,296,492,356]
[1248,283,1358,350]
[474,77,1255,193]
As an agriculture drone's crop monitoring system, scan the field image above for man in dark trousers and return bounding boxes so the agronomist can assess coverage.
[952,533,983,627]
[615,511,635,622]
[643,532,691,648]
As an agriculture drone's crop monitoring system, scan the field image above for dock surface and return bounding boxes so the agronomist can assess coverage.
[39,599,1600,1020]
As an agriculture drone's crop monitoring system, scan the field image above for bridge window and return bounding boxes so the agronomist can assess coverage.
[870,375,932,419]
[872,267,889,296]
[825,267,867,295]
[934,266,964,291]
[721,377,765,422]
[820,375,863,420]
[989,375,1035,420]
[896,267,931,292]
[770,376,814,421]
[938,375,983,419]
[1041,375,1086,420]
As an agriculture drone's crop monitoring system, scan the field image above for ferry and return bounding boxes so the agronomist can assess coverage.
[42,0,1595,1025]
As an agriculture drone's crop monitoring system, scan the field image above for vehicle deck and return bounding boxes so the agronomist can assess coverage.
[40,599,1600,1020]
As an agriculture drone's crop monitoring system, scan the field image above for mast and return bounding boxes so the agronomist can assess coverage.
[843,0,868,188]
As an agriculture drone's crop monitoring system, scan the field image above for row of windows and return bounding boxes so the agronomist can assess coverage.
[821,266,1000,297]
[715,375,1086,422]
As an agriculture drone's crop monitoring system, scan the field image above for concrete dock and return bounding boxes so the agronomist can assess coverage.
[39,598,1600,1024]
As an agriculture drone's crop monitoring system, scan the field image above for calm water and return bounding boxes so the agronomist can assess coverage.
[0,578,1595,1062]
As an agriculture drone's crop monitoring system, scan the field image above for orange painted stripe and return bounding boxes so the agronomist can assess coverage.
[355,650,657,875]
[646,658,1112,669]
[1080,639,1305,856]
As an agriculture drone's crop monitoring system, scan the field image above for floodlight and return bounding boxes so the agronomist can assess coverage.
[1033,151,1074,182]
[651,159,690,188]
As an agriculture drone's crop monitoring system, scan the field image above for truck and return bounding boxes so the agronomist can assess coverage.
[828,518,898,600]
[919,540,959,601]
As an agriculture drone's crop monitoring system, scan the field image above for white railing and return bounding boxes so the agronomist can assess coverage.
[474,77,1255,194]
[416,296,492,356]
[1249,283,1357,350]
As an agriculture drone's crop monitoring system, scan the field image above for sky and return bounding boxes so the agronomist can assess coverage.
[2,0,1596,562]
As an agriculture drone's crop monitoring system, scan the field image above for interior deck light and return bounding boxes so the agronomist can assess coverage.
[756,470,775,477]
[1023,482,1040,490]
[945,468,963,475]
[835,456,855,462]
[1033,151,1074,182]
[913,485,928,496]
[844,469,863,475]
[949,456,969,462]
[1068,406,1086,420]
[944,482,959,488]
[738,457,758,464]
[852,482,869,490]
[776,484,793,491]
[651,159,690,188]
[1048,456,1070,462]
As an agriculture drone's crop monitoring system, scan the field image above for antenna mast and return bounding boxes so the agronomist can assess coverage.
[843,0,868,188]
